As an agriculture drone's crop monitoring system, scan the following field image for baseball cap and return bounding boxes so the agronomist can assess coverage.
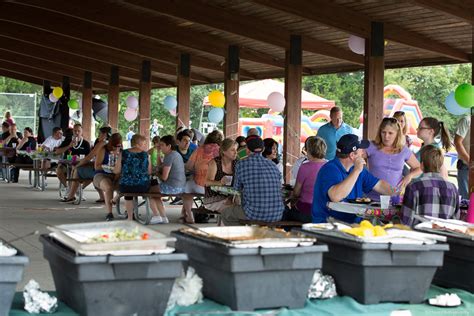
[245,135,264,152]
[336,134,370,154]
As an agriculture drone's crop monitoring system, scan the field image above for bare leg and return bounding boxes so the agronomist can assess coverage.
[56,166,67,187]
[152,197,166,217]
[66,169,80,199]
[182,194,195,223]
[99,179,114,214]
[148,185,161,216]
[125,200,134,220]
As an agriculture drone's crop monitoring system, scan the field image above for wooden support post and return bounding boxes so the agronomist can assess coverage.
[108,66,120,132]
[363,22,385,140]
[224,45,240,139]
[82,71,93,141]
[139,60,151,146]
[283,35,302,184]
[177,53,191,129]
[468,26,474,195]
[60,76,70,131]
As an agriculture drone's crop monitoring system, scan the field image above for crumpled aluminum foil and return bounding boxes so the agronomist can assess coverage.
[23,280,58,314]
[167,267,204,309]
[307,269,337,299]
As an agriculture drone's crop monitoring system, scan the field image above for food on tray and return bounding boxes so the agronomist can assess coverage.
[431,223,474,236]
[87,228,149,243]
[341,220,391,237]
[428,293,461,307]
[355,197,371,203]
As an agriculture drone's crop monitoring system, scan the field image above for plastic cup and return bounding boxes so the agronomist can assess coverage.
[380,195,391,209]
[223,176,233,186]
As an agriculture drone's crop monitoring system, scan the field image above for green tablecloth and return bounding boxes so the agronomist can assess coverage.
[10,286,473,316]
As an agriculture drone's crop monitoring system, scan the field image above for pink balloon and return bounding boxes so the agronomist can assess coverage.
[126,96,139,109]
[267,92,285,112]
[49,93,58,103]
[169,108,177,117]
[124,108,137,121]
[348,35,365,55]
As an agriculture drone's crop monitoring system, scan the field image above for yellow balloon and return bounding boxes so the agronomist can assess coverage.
[208,90,225,108]
[53,87,63,99]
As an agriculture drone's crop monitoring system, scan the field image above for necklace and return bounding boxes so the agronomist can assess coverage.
[72,137,83,150]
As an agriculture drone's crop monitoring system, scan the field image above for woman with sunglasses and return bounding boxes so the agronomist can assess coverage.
[363,117,421,200]
[393,111,413,148]
[416,117,451,178]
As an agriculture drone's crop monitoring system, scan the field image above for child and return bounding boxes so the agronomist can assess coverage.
[401,145,460,226]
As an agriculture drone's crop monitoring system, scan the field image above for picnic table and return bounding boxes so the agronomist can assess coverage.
[327,201,402,224]
[0,147,16,182]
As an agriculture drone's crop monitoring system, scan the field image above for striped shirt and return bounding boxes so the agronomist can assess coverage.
[401,172,460,226]
[233,153,284,222]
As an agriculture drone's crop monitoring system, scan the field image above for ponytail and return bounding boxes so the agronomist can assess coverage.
[438,121,452,152]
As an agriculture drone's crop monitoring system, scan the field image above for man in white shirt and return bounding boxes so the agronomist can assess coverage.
[454,115,470,199]
[41,127,64,152]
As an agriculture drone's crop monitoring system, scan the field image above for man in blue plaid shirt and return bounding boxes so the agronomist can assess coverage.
[221,135,284,225]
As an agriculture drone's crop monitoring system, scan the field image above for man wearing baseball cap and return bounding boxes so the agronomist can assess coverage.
[221,135,284,225]
[311,134,395,223]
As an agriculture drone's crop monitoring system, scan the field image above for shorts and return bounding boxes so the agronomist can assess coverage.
[77,165,95,179]
[120,183,150,200]
[93,173,119,189]
[221,205,247,226]
[184,179,205,194]
[160,183,184,195]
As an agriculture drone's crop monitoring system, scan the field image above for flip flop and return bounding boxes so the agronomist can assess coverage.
[95,199,105,203]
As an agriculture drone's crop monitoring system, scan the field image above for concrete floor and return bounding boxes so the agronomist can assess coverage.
[0,172,214,291]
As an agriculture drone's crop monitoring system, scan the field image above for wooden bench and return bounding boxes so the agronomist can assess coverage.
[239,219,303,230]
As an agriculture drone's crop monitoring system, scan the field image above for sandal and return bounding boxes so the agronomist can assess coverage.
[95,199,105,203]
[60,197,76,203]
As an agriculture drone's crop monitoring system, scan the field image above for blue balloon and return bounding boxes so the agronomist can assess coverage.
[163,96,177,110]
[208,108,224,123]
[445,92,469,116]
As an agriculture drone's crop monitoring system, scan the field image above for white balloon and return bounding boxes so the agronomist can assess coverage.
[348,35,365,55]
[126,96,139,109]
[124,108,137,121]
[267,92,286,112]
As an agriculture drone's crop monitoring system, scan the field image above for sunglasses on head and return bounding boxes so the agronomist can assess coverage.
[393,111,405,116]
[383,117,398,123]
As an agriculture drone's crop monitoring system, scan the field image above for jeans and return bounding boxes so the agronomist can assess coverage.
[457,160,469,200]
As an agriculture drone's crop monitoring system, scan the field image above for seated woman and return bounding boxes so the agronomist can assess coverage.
[61,126,111,203]
[203,138,238,212]
[148,135,186,224]
[402,145,459,226]
[182,130,223,223]
[284,136,327,223]
[93,133,122,221]
[363,117,421,201]
[114,134,151,221]
[262,138,284,183]
[10,127,36,183]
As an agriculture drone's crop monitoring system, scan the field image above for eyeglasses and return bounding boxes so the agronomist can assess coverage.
[393,111,405,116]
[417,126,432,131]
[382,117,398,123]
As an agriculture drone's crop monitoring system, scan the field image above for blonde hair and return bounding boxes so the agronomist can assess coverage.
[219,138,237,156]
[420,145,443,173]
[306,136,327,159]
[393,111,408,135]
[131,134,146,147]
[374,117,404,153]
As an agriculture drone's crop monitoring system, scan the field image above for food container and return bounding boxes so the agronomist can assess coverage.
[415,217,474,291]
[172,227,327,311]
[297,225,449,304]
[0,241,29,316]
[40,235,187,316]
[47,221,175,256]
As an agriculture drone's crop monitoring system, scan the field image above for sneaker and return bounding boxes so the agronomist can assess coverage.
[150,215,163,224]
[60,197,76,203]
[161,217,169,224]
[105,213,114,221]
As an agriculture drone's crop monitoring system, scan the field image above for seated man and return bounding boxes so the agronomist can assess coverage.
[312,134,395,223]
[41,127,64,152]
[221,135,284,225]
[401,145,460,226]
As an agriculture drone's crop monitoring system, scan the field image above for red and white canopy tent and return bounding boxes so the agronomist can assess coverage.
[203,79,335,110]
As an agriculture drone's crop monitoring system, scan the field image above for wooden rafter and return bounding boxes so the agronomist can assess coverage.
[253,0,470,61]
[0,70,51,88]
[411,0,474,24]
[125,0,364,65]
[9,0,264,72]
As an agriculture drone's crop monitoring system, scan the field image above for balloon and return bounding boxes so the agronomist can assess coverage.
[348,35,365,55]
[445,92,469,116]
[49,93,58,103]
[454,84,474,108]
[52,87,63,99]
[163,96,177,110]
[169,108,176,117]
[126,95,139,109]
[208,107,224,123]
[267,92,286,112]
[124,108,137,121]
[68,99,79,110]
[208,90,225,108]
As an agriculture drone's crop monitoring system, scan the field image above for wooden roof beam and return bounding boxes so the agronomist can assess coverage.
[125,0,364,65]
[253,0,470,62]
[411,0,474,24]
[0,70,51,88]
[0,6,223,81]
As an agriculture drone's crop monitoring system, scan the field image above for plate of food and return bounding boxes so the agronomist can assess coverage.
[426,293,462,308]
[346,197,372,204]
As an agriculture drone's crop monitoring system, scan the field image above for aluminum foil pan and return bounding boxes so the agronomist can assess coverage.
[48,221,175,256]
[180,226,317,248]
